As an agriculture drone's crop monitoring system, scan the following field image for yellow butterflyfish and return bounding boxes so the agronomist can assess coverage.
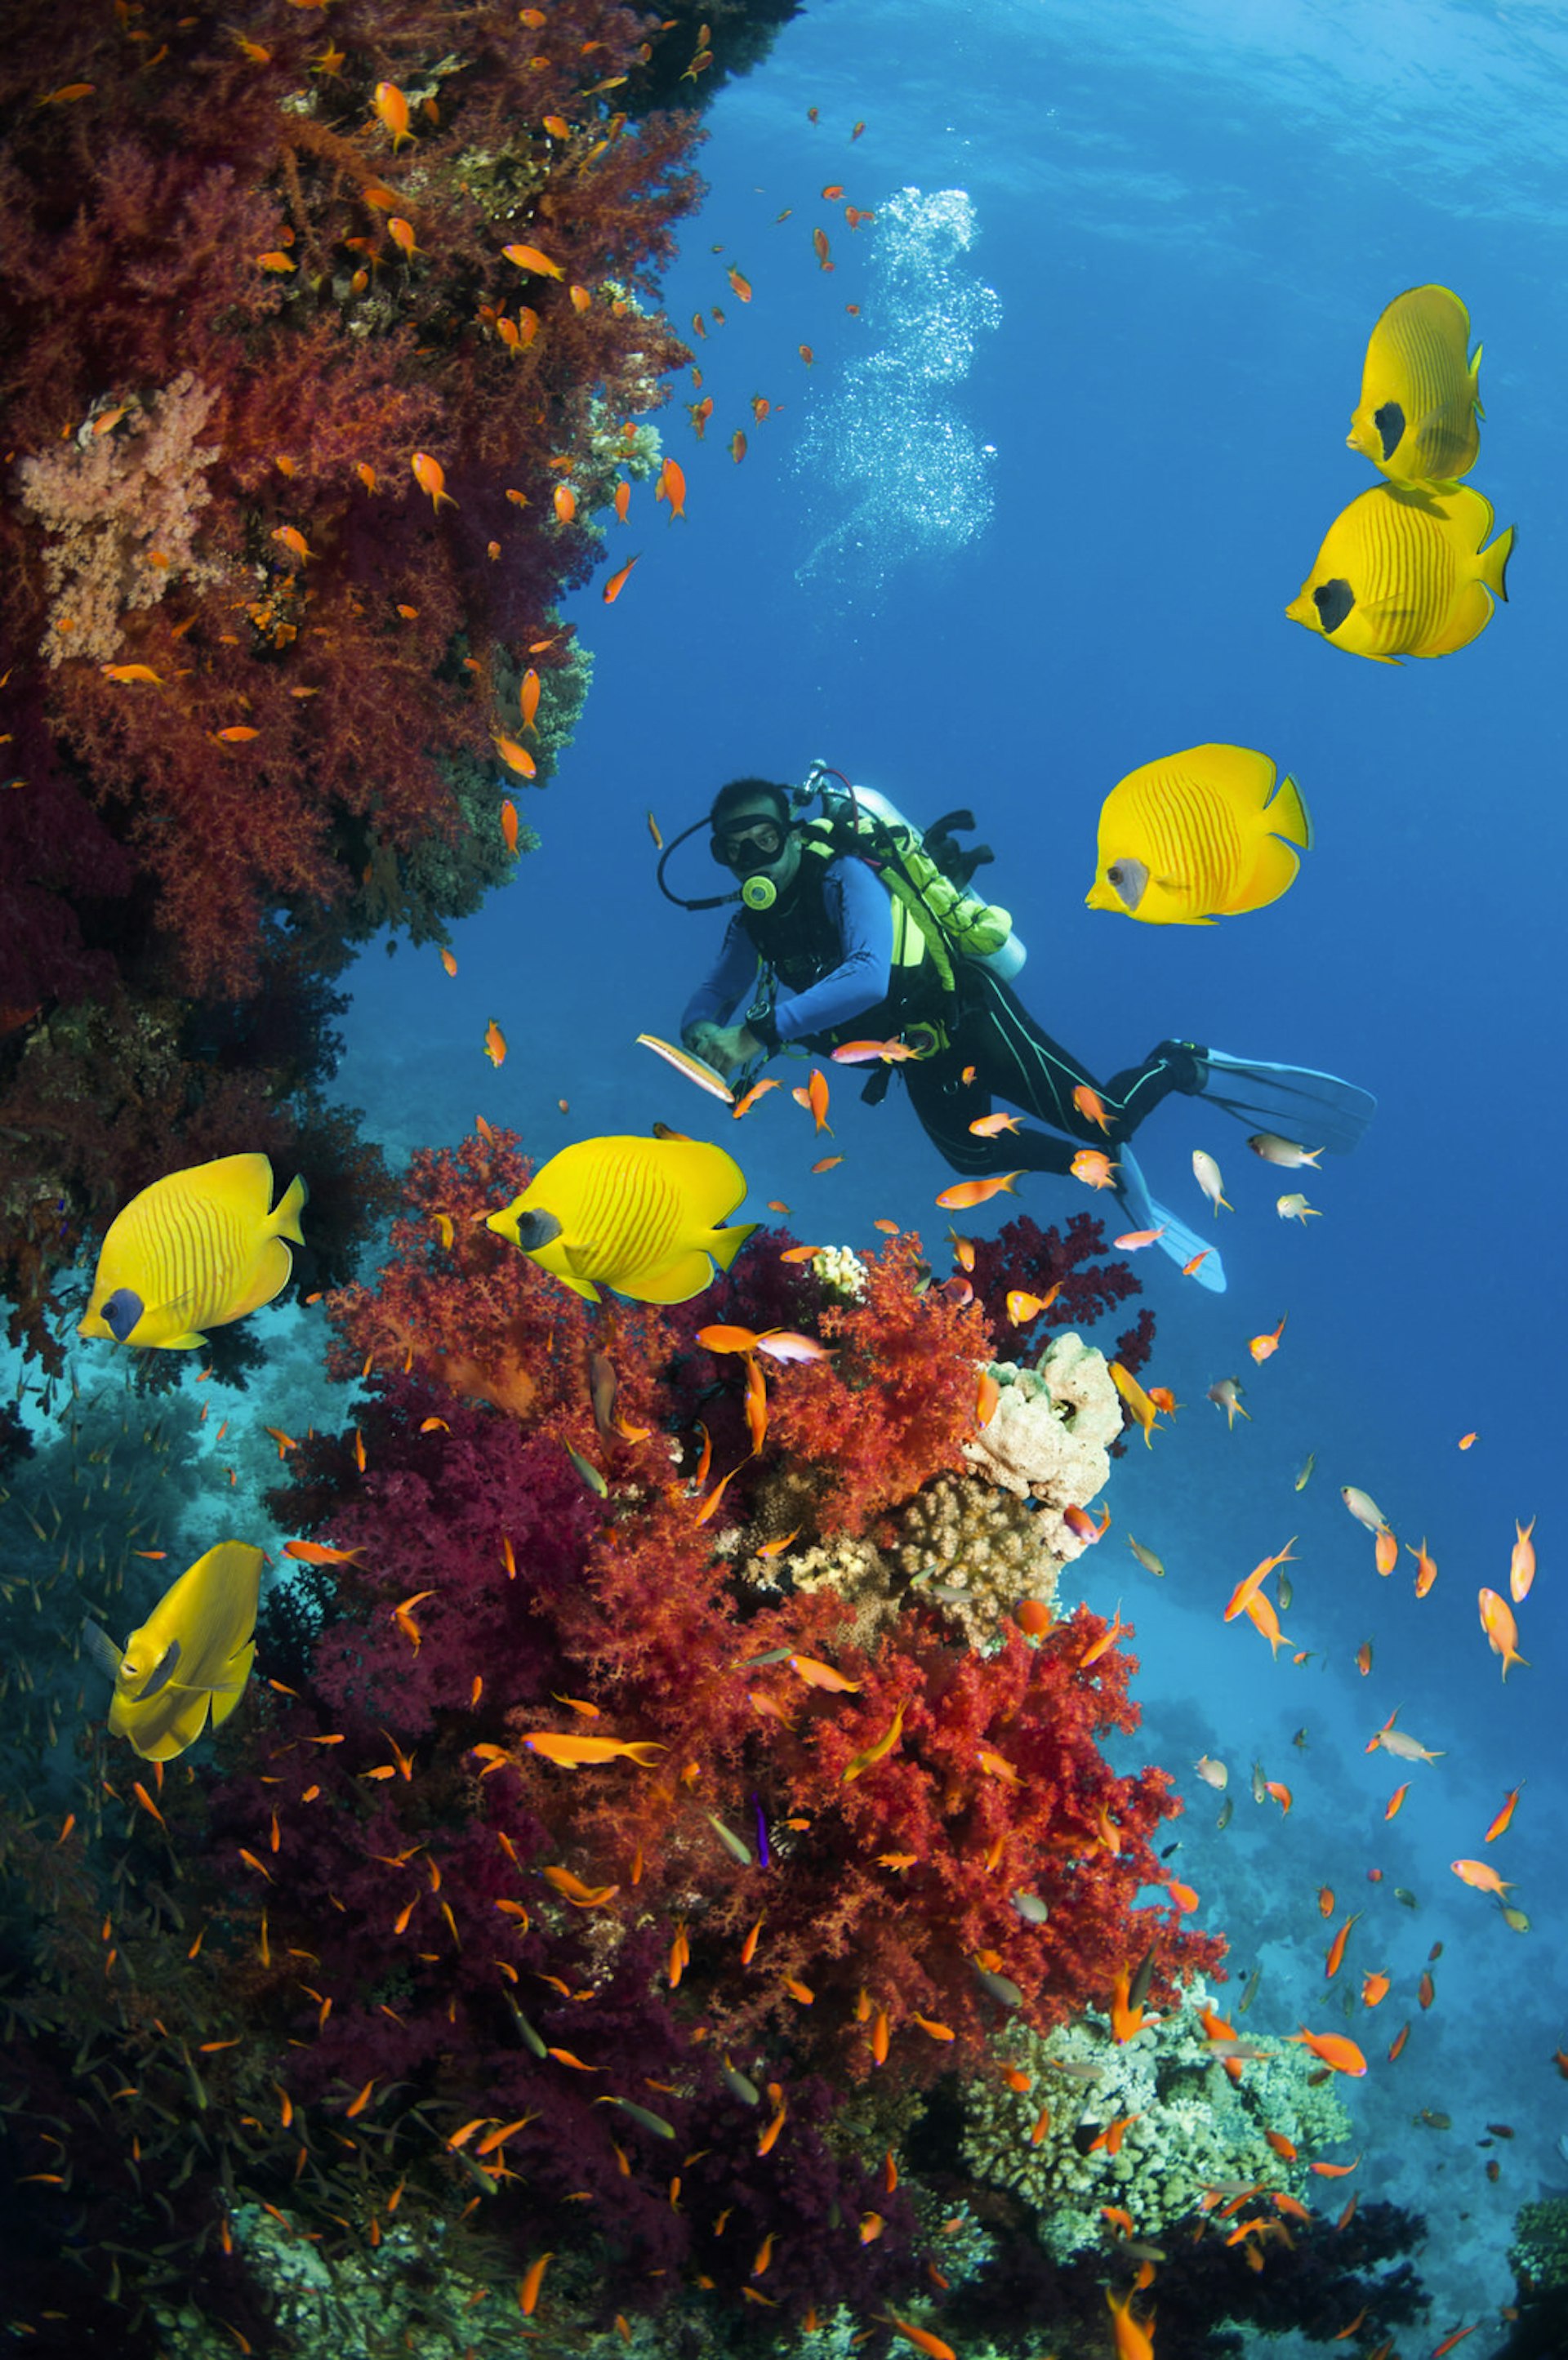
[85,1543,264,1761]
[79,1153,307,1349]
[1086,744,1311,925]
[487,1134,755,1305]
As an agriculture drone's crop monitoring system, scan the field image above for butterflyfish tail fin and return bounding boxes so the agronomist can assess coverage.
[273,1171,309,1246]
[1266,771,1313,853]
[1479,522,1513,603]
[705,1221,759,1275]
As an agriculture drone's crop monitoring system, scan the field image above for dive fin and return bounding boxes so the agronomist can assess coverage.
[1193,1049,1376,1153]
[1116,1147,1226,1294]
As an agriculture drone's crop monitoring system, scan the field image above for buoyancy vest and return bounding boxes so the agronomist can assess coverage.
[738,838,947,1049]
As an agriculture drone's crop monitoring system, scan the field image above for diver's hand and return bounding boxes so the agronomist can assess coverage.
[682,1022,726,1064]
[702,1024,764,1079]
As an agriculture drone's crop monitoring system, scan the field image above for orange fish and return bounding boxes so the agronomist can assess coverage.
[372,80,412,145]
[613,479,631,523]
[519,2252,552,2315]
[603,554,639,604]
[801,1069,831,1131]
[411,451,455,511]
[1388,2021,1411,2060]
[1450,1856,1513,1895]
[1374,1526,1400,1576]
[1070,1148,1117,1189]
[270,525,312,561]
[727,265,752,301]
[503,242,565,278]
[1509,1516,1536,1602]
[1324,1912,1361,1979]
[283,1540,363,1565]
[493,734,537,777]
[1007,1285,1060,1323]
[523,1734,666,1768]
[1484,1782,1523,1841]
[214,726,259,744]
[1384,1782,1409,1819]
[935,1172,1022,1210]
[519,669,541,732]
[1478,1586,1529,1679]
[732,1076,780,1120]
[1071,1082,1112,1133]
[1409,1537,1438,1597]
[969,1111,1021,1137]
[799,343,814,363]
[822,182,846,199]
[1288,2027,1367,2076]
[554,483,577,525]
[1459,1430,1478,1449]
[657,456,687,518]
[1114,1226,1167,1250]
[788,1654,860,1694]
[388,217,418,259]
[1361,1971,1390,2007]
[1248,1314,1288,1365]
[886,2318,956,2360]
[1105,2287,1155,2360]
[484,1020,507,1068]
[501,801,520,855]
[813,227,833,270]
[1223,1537,1296,1623]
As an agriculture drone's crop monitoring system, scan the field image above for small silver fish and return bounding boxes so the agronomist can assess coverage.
[1277,1574,1294,1613]
[1206,2037,1269,2060]
[1341,1484,1388,1534]
[1294,1449,1316,1491]
[1192,1755,1228,1790]
[1250,1761,1267,1805]
[1207,1377,1250,1428]
[1128,1534,1165,1578]
[1248,1132,1323,1169]
[1393,1887,1419,1910]
[1192,1149,1230,1214]
[1276,1191,1321,1223]
[564,1440,608,1498]
[1238,1964,1262,2015]
[1373,1724,1445,1764]
[1011,1890,1049,1925]
[973,1964,1023,2009]
[1216,1795,1234,1831]
[1290,1723,1307,1749]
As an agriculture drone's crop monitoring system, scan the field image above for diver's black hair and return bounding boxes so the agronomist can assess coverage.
[709,777,792,830]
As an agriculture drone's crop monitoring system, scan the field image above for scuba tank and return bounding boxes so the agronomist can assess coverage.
[793,761,1027,984]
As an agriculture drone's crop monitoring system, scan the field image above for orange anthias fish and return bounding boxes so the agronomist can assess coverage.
[1324,1911,1361,1979]
[788,1654,860,1693]
[483,1020,507,1068]
[1070,1148,1117,1190]
[831,1037,924,1063]
[1477,1586,1529,1680]
[1509,1516,1536,1602]
[1008,1285,1061,1323]
[602,554,639,604]
[372,80,413,146]
[1451,1856,1513,1895]
[1485,1782,1523,1841]
[521,1733,667,1768]
[935,1173,1022,1210]
[969,1111,1021,1137]
[1106,2285,1156,2360]
[657,456,687,519]
[813,226,833,270]
[283,1541,363,1565]
[1248,1314,1288,1364]
[411,451,456,511]
[732,1076,780,1120]
[801,1069,831,1132]
[1409,1537,1438,1597]
[1288,2027,1368,2076]
[1223,1537,1296,1623]
[493,734,537,778]
[1071,1082,1113,1134]
[727,265,752,301]
[500,801,520,857]
[502,241,565,278]
[1374,1526,1400,1575]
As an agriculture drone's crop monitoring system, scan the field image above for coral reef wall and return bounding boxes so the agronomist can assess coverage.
[0,0,711,1365]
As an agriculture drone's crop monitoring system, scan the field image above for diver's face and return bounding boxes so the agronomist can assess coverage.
[711,804,800,891]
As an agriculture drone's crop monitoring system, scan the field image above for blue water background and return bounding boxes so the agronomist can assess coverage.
[33,0,1566,2338]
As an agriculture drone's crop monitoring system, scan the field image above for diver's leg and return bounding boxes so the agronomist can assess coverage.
[902,991,1080,1178]
[959,969,1192,1146]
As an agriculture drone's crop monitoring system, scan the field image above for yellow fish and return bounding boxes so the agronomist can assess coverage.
[85,1543,263,1760]
[79,1153,308,1349]
[1286,481,1512,663]
[1086,745,1312,925]
[487,1134,756,1304]
[1109,1360,1161,1447]
[1348,284,1482,485]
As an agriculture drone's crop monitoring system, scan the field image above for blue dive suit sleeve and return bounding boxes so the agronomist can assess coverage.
[772,858,893,1045]
[680,915,760,1036]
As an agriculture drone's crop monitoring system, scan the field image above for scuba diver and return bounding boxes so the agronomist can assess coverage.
[666,765,1374,1292]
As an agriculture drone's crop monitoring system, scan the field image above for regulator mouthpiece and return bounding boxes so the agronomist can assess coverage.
[742,874,777,911]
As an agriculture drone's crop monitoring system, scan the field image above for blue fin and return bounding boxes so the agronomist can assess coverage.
[1116,1147,1226,1294]
[1195,1049,1376,1154]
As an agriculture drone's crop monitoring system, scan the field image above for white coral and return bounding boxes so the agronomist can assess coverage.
[962,1332,1120,1561]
